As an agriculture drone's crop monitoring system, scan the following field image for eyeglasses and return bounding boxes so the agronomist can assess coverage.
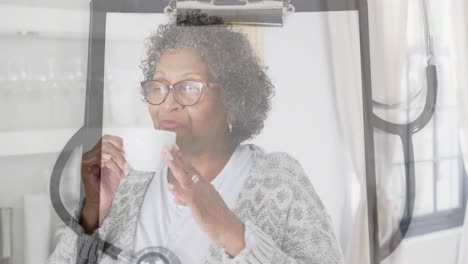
[140,80,221,106]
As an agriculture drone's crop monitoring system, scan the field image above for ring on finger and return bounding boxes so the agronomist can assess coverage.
[191,174,200,184]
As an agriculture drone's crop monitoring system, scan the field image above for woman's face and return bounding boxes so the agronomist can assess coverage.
[148,48,230,153]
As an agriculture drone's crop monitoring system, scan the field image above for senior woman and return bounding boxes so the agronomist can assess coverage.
[48,11,344,264]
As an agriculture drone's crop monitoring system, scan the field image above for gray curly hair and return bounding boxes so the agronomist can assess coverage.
[139,10,275,145]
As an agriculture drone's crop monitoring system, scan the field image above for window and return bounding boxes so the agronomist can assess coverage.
[399,0,467,236]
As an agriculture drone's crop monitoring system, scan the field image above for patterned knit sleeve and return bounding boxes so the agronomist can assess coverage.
[220,154,345,264]
[47,198,105,264]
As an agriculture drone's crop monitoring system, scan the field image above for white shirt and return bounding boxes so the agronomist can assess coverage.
[134,144,254,263]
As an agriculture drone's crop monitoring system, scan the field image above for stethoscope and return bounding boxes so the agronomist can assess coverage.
[117,247,181,264]
[371,0,438,260]
[50,133,181,263]
[48,0,436,263]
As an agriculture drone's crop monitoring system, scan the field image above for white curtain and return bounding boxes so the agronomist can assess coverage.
[455,0,468,263]
[369,1,409,108]
[326,1,409,263]
[369,2,411,263]
[325,12,369,264]
[460,196,468,264]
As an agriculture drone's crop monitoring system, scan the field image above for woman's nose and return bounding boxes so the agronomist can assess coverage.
[162,89,181,112]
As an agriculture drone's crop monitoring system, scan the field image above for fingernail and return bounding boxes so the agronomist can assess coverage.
[102,154,111,161]
[164,148,174,161]
[172,143,180,151]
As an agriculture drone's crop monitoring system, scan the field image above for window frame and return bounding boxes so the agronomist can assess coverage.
[398,45,467,237]
[402,158,467,237]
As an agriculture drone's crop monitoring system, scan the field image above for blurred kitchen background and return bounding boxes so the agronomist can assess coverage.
[0,1,90,264]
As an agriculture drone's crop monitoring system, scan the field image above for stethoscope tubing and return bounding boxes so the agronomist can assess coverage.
[372,31,438,263]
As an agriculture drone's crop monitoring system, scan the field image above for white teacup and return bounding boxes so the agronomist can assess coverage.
[103,127,176,172]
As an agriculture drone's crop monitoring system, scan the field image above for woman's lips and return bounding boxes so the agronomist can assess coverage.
[159,120,183,131]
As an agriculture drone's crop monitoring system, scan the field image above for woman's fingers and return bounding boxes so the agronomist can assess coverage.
[101,158,124,178]
[83,165,101,193]
[171,145,197,175]
[168,183,188,206]
[82,154,99,165]
[102,134,125,153]
[81,134,126,191]
[163,145,208,207]
[101,142,127,173]
[173,197,187,206]
[83,145,126,172]
[163,147,193,187]
[79,135,127,230]
[82,135,125,167]
[101,170,121,194]
[82,136,105,164]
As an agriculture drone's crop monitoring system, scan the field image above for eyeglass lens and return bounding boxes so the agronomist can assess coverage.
[142,80,204,106]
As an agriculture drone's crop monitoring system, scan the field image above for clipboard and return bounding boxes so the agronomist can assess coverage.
[50,1,383,263]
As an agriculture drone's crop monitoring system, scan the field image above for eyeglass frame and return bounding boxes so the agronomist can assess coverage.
[140,79,222,106]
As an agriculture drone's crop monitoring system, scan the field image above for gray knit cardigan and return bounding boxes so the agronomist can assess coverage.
[48,144,344,264]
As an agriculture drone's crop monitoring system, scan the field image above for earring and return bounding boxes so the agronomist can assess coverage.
[228,123,232,133]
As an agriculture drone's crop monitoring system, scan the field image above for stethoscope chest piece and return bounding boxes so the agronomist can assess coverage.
[133,247,181,264]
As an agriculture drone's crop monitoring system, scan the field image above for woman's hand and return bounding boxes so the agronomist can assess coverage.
[163,145,246,257]
[80,135,128,234]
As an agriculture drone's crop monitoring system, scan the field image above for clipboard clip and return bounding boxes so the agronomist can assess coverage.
[164,0,295,26]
